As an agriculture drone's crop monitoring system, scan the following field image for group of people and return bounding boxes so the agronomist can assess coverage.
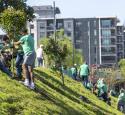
[70,62,125,113]
[0,28,44,89]
[1,29,125,112]
[70,62,110,105]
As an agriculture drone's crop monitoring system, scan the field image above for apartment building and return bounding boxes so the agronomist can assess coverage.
[28,6,125,66]
[116,24,124,62]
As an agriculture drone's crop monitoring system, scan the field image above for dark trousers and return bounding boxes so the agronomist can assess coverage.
[101,92,108,102]
[117,100,125,113]
[81,75,88,88]
[37,57,43,67]
[72,73,77,80]
[15,53,24,78]
[0,60,12,77]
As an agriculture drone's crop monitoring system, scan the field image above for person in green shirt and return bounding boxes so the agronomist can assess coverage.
[71,64,77,80]
[99,79,109,102]
[97,78,103,97]
[14,28,36,89]
[79,61,90,88]
[117,88,125,113]
[86,81,93,90]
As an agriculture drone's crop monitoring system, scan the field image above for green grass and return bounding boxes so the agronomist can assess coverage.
[0,67,123,115]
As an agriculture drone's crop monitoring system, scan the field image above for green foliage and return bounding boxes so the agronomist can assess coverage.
[0,0,34,21]
[0,8,26,39]
[0,68,122,115]
[41,30,83,68]
[42,38,68,68]
[118,59,125,78]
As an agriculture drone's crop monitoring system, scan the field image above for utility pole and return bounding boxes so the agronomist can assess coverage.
[53,1,56,41]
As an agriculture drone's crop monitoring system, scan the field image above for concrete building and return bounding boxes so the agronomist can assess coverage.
[28,18,74,49]
[28,6,125,66]
[116,24,124,62]
[74,17,120,66]
[32,5,60,18]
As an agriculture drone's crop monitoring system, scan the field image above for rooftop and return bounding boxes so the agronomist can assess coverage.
[32,5,53,11]
[32,5,60,14]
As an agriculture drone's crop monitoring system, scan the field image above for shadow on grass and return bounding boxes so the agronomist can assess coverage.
[34,69,81,97]
[34,72,81,104]
[34,69,116,115]
[34,84,89,115]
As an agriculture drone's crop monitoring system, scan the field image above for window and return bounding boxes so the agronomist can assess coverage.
[30,24,34,29]
[94,47,96,53]
[76,22,82,26]
[117,36,122,43]
[101,47,116,54]
[75,44,81,49]
[101,20,111,28]
[94,30,97,36]
[117,45,123,51]
[94,20,96,27]
[101,30,111,37]
[40,32,45,38]
[67,22,72,28]
[102,56,116,63]
[57,23,63,29]
[65,22,72,29]
[40,23,46,29]
[65,31,72,37]
[101,39,111,45]
[94,58,96,63]
[47,23,54,30]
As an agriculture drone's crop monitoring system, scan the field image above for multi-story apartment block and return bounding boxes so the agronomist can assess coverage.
[74,18,99,66]
[28,18,74,49]
[116,24,124,62]
[74,17,119,66]
[28,6,125,66]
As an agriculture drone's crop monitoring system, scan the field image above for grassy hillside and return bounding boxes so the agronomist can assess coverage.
[0,68,123,115]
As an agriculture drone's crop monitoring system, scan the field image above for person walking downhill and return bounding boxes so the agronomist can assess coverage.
[36,44,44,67]
[117,88,125,113]
[79,61,90,88]
[14,28,36,89]
[71,64,77,80]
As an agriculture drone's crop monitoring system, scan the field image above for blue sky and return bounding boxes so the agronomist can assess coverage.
[27,0,125,23]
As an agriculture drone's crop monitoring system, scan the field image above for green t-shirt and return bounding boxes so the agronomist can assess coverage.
[19,34,34,55]
[99,83,108,96]
[80,64,89,76]
[87,82,93,89]
[118,93,125,102]
[71,67,77,74]
[97,79,103,88]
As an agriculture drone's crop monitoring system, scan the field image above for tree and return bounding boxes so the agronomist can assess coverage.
[0,8,26,39]
[119,59,125,78]
[41,30,83,68]
[0,0,34,21]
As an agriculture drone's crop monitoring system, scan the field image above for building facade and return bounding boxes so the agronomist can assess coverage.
[28,18,74,49]
[74,17,121,66]
[116,24,124,62]
[28,6,125,66]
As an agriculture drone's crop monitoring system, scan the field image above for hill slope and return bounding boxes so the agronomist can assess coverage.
[0,68,122,115]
